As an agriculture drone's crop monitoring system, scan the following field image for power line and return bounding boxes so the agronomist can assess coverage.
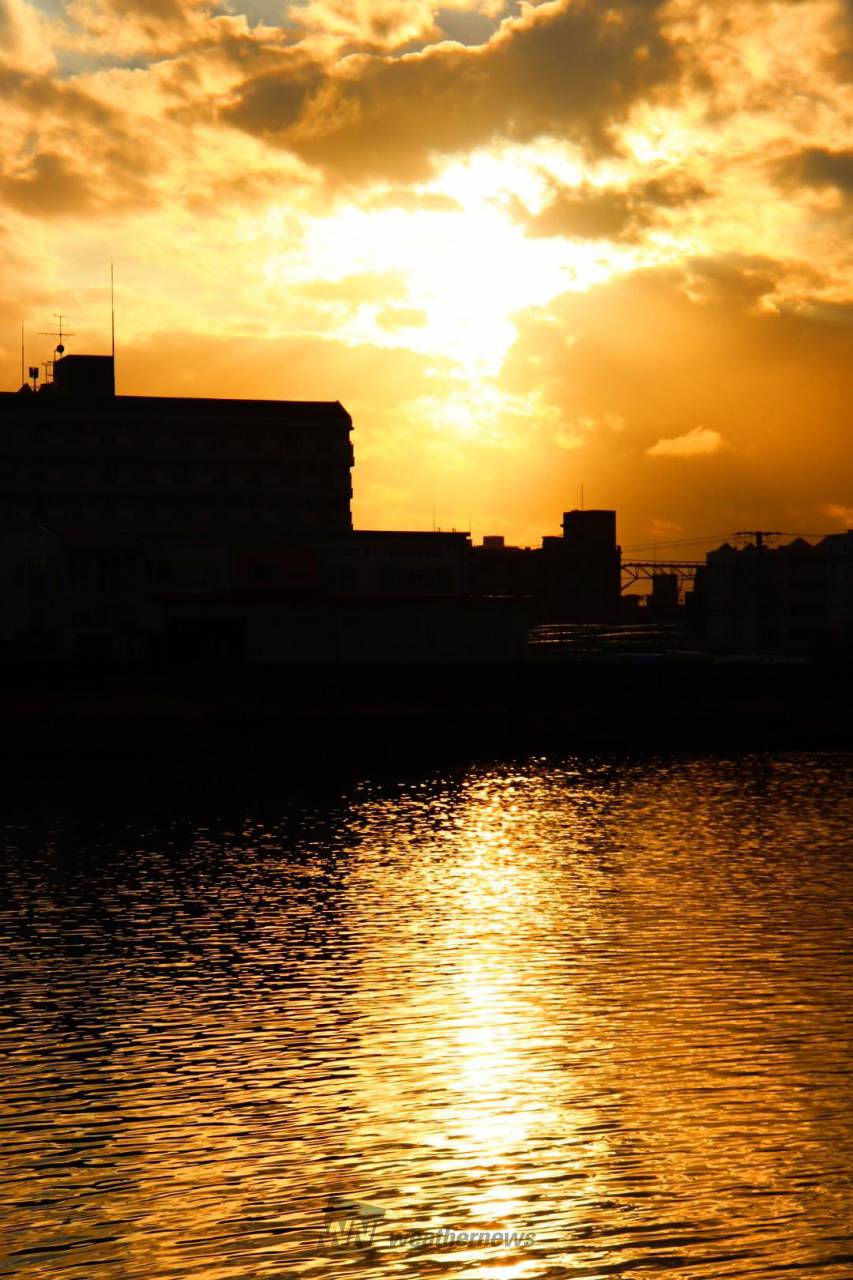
[622,533,732,551]
[623,530,833,553]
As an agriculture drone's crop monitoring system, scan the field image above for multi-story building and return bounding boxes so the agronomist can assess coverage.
[0,352,529,663]
[2,354,353,536]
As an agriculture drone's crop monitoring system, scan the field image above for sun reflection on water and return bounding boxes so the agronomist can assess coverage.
[1,756,852,1277]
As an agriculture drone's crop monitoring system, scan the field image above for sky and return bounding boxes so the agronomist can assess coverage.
[1,0,852,548]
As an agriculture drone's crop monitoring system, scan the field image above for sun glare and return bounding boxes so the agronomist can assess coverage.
[261,149,656,378]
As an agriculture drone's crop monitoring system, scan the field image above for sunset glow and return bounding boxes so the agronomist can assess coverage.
[2,0,852,543]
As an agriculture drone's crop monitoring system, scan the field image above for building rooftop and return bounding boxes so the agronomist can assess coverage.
[5,353,351,423]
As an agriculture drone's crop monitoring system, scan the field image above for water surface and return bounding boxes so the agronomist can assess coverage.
[1,753,852,1277]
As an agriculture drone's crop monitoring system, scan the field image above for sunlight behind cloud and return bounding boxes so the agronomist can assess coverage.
[4,0,853,544]
[262,148,674,377]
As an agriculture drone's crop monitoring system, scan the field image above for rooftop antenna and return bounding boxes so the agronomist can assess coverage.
[20,322,24,388]
[110,262,115,362]
[40,314,76,380]
[581,481,584,511]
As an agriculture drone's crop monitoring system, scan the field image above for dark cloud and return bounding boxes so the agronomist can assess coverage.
[216,50,323,134]
[682,253,785,306]
[107,0,188,20]
[780,146,853,195]
[0,151,95,216]
[521,173,707,242]
[223,0,679,182]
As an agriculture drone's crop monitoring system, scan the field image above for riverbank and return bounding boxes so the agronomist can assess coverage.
[0,654,849,759]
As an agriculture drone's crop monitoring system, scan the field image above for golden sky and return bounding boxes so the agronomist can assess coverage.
[2,0,853,548]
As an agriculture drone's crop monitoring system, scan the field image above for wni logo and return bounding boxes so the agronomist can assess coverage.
[321,1195,386,1249]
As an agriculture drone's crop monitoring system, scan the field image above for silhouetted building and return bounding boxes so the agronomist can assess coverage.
[647,572,680,622]
[698,533,853,656]
[52,354,116,399]
[470,508,621,622]
[3,354,353,536]
[550,509,621,621]
[332,531,470,597]
[0,352,536,663]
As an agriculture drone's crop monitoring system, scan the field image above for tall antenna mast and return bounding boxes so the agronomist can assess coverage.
[20,322,24,388]
[110,262,116,361]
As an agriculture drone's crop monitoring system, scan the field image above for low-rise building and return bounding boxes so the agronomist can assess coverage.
[699,533,853,656]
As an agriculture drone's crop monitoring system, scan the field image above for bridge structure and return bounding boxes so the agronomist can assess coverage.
[621,560,703,602]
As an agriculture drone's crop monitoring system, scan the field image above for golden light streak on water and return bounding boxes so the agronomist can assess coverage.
[1,753,852,1277]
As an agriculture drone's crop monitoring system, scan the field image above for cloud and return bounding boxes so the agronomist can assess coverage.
[647,425,724,457]
[224,0,679,182]
[64,0,206,57]
[554,427,584,451]
[377,303,427,329]
[287,0,515,51]
[500,256,853,539]
[299,270,409,303]
[0,150,96,216]
[553,410,625,450]
[779,146,853,196]
[682,254,786,308]
[522,172,707,243]
[0,63,159,216]
[358,187,461,213]
[2,0,853,552]
[0,0,55,73]
[55,0,290,69]
[824,502,853,527]
[289,0,442,48]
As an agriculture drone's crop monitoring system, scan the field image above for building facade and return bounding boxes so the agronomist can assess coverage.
[471,508,622,622]
[699,533,853,656]
[2,355,353,537]
[0,354,532,662]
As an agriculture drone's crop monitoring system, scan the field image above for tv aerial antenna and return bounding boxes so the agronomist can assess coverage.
[39,314,76,382]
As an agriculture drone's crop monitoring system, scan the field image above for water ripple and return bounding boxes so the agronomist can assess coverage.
[1,753,852,1278]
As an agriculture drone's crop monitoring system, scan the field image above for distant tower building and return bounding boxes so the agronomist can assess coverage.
[561,508,617,551]
[548,509,621,621]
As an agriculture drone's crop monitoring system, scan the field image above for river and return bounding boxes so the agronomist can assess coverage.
[1,752,852,1277]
